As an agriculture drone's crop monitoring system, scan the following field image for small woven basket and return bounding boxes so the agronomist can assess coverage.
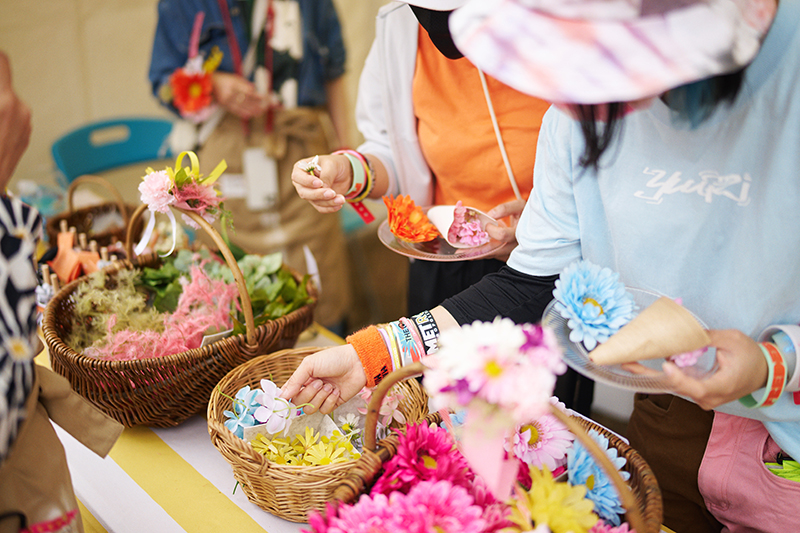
[334,363,664,533]
[207,347,431,523]
[42,206,316,428]
[45,175,143,247]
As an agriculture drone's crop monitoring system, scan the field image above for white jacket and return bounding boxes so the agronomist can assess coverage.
[355,2,434,205]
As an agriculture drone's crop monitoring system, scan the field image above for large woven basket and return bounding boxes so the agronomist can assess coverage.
[45,175,143,247]
[207,347,431,523]
[334,363,664,533]
[42,206,316,428]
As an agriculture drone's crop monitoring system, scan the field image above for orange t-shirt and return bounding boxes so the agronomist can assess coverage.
[412,27,550,212]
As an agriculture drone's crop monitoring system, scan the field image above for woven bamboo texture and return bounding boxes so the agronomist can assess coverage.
[207,347,431,523]
[42,207,316,428]
[333,363,663,533]
[45,175,143,247]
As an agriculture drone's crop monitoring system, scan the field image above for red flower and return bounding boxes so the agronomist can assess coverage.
[170,69,213,114]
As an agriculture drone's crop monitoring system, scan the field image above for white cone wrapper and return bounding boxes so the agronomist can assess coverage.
[589,296,710,365]
[427,205,497,248]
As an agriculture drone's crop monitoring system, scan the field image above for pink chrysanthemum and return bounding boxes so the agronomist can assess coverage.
[506,398,574,471]
[139,170,175,213]
[326,481,486,533]
[590,521,636,533]
[371,422,472,496]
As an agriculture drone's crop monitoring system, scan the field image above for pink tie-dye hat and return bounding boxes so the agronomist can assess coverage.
[449,0,777,104]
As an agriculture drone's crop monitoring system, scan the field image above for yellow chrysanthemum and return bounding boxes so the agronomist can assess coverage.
[505,467,598,533]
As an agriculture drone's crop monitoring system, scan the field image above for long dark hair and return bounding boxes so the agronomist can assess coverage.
[577,69,746,170]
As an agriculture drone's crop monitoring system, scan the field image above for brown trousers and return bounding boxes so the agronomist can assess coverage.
[627,394,723,533]
[197,109,353,328]
[0,366,122,533]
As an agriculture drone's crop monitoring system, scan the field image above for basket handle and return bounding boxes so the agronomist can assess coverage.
[124,203,257,346]
[363,361,646,533]
[66,175,129,224]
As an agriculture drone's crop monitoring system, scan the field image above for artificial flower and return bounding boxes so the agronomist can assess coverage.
[424,318,563,426]
[254,379,297,435]
[356,387,406,428]
[505,466,598,533]
[506,398,574,470]
[138,170,176,214]
[170,68,213,116]
[383,195,440,243]
[553,260,635,350]
[371,422,472,496]
[315,480,486,533]
[223,385,259,439]
[589,521,636,533]
[567,430,630,526]
[448,201,490,246]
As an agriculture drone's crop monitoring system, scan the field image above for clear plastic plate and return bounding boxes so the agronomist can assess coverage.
[541,288,717,393]
[377,207,504,262]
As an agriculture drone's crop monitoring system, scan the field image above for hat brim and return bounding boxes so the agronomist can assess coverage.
[402,0,466,11]
[450,0,770,104]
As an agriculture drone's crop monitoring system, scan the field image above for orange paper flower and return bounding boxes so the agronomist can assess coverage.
[383,195,440,243]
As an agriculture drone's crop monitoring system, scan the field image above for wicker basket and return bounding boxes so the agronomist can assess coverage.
[42,206,316,428]
[334,363,664,533]
[45,175,143,247]
[207,347,431,523]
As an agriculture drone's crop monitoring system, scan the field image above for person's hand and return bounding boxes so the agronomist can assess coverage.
[279,344,367,415]
[212,71,267,119]
[0,52,31,190]
[290,154,353,213]
[621,329,769,410]
[484,198,525,261]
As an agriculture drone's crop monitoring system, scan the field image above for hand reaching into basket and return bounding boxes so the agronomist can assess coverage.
[280,344,367,415]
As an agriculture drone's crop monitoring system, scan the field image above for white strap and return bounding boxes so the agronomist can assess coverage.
[478,69,524,202]
[241,0,268,78]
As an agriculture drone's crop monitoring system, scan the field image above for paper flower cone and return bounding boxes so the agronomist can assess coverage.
[427,204,496,248]
[588,296,710,365]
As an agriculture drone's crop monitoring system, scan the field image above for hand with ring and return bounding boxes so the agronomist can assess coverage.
[212,71,267,119]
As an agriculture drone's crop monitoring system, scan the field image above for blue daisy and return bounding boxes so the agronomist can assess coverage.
[223,385,260,439]
[553,260,635,350]
[567,429,631,525]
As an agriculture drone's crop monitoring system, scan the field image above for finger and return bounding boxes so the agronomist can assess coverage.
[280,365,314,400]
[620,362,661,376]
[485,223,515,243]
[292,379,325,410]
[318,388,340,415]
[487,199,526,220]
[305,382,336,415]
[660,362,716,408]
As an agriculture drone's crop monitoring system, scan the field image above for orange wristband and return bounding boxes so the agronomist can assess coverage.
[346,326,392,387]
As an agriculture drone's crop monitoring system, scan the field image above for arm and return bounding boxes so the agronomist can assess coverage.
[0,52,30,189]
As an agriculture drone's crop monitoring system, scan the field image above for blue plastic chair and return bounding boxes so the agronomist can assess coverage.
[51,117,173,184]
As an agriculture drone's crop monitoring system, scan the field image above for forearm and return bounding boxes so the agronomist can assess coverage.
[442,266,559,325]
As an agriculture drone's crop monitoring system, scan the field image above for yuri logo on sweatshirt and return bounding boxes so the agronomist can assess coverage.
[633,167,751,206]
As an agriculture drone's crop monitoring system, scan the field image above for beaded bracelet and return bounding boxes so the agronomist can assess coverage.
[739,342,786,408]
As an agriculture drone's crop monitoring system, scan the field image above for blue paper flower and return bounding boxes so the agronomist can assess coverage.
[553,260,635,350]
[567,429,631,525]
[223,385,260,439]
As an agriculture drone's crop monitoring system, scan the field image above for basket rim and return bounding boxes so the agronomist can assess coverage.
[41,257,316,370]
